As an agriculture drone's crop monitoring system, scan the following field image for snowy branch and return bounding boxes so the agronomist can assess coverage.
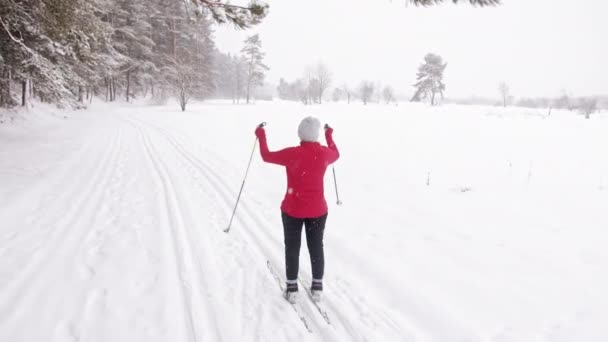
[199,0,259,11]
[195,0,269,29]
[0,16,33,55]
[409,0,500,6]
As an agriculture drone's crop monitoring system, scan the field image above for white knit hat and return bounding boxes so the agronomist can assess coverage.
[298,116,321,142]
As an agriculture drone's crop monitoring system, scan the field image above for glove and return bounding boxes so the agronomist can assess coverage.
[324,124,333,136]
[255,126,266,139]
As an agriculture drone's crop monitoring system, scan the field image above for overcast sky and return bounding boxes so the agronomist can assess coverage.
[215,0,607,98]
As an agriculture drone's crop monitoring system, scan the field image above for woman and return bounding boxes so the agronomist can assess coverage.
[255,116,340,303]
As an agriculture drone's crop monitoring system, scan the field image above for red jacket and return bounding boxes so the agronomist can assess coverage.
[256,127,340,218]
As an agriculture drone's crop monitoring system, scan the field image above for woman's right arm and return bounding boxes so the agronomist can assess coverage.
[255,127,291,166]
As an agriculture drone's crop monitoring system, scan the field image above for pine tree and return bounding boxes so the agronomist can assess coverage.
[110,0,157,102]
[150,0,217,110]
[241,34,268,104]
[411,53,447,106]
[0,0,116,107]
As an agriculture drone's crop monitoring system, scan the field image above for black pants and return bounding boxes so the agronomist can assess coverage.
[282,212,328,281]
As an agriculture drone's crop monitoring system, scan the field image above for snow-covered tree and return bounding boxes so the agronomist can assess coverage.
[383,86,395,104]
[359,81,375,105]
[110,0,157,102]
[241,34,268,104]
[0,0,112,107]
[163,58,195,111]
[411,53,447,106]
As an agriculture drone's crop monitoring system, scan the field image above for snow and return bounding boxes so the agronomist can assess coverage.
[1,100,607,342]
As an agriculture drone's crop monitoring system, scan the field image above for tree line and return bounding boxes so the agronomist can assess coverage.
[275,53,444,106]
[276,52,602,119]
[0,0,269,110]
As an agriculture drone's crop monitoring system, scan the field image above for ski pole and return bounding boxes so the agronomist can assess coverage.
[332,166,342,206]
[325,123,343,206]
[225,122,266,233]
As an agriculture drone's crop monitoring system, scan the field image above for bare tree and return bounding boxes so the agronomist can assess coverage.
[579,97,597,119]
[383,86,395,104]
[498,81,509,107]
[316,63,332,104]
[163,59,195,112]
[359,81,375,105]
[342,84,352,104]
[332,87,343,102]
[554,89,573,110]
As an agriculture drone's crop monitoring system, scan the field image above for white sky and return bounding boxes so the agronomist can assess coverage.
[214,0,608,98]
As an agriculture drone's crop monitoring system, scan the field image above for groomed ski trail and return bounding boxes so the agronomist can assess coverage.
[125,112,412,341]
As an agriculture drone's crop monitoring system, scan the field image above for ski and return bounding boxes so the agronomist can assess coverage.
[300,280,331,325]
[266,260,313,333]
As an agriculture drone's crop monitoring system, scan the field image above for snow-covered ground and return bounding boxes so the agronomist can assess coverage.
[1,100,607,342]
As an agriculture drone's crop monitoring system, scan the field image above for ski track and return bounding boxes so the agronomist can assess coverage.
[0,123,122,329]
[124,116,225,342]
[1,119,126,341]
[0,125,112,292]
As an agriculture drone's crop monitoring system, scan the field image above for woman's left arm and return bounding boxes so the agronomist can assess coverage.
[324,126,340,164]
